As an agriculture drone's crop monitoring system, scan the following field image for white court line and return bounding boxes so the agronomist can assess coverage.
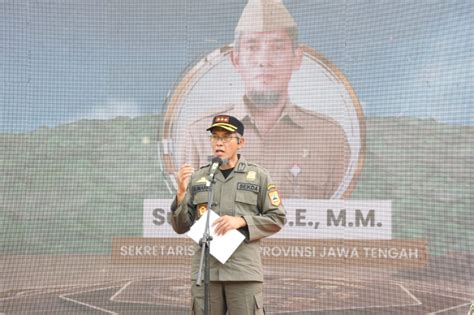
[0,279,133,301]
[0,278,141,302]
[59,285,121,315]
[407,287,474,300]
[413,287,474,300]
[110,280,134,301]
[399,284,422,305]
[61,276,181,314]
[428,302,472,314]
[110,277,190,307]
[406,283,473,297]
[110,276,178,301]
[266,279,421,313]
[0,287,80,302]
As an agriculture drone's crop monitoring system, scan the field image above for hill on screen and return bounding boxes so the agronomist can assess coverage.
[0,115,472,255]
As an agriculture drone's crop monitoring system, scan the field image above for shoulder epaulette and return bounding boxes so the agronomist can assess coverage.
[246,162,269,173]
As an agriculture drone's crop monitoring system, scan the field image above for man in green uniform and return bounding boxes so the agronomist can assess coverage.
[171,114,286,315]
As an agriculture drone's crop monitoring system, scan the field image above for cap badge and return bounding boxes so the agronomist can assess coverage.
[215,116,230,123]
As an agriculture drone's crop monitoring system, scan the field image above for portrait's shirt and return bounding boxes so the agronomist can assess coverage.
[182,98,351,199]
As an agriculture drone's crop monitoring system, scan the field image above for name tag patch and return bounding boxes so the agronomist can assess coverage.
[192,184,209,194]
[237,182,261,193]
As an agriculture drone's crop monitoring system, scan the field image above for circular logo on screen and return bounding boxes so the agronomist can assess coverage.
[160,45,365,199]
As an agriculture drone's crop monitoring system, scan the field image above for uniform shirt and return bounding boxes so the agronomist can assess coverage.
[182,98,351,199]
[170,156,286,282]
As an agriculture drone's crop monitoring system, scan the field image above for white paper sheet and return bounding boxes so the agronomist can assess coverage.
[187,210,245,264]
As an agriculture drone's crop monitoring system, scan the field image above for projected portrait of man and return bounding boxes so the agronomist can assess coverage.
[181,0,351,199]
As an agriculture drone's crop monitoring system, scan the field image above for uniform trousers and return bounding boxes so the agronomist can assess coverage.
[191,281,264,315]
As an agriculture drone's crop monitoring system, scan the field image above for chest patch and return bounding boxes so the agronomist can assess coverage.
[237,182,261,193]
[246,171,256,181]
[196,203,208,218]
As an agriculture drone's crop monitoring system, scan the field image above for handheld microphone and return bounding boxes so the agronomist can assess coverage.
[207,157,223,185]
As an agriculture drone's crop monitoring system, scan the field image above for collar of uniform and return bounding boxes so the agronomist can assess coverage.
[212,155,246,183]
[239,96,305,129]
[226,97,253,124]
[218,97,305,132]
[234,155,248,173]
[277,101,306,128]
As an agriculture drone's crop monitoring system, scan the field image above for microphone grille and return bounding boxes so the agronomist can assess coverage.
[211,157,223,166]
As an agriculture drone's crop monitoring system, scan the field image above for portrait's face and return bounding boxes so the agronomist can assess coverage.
[210,129,244,165]
[231,30,303,99]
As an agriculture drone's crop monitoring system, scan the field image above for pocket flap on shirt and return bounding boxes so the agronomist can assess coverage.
[235,190,258,205]
[192,191,209,206]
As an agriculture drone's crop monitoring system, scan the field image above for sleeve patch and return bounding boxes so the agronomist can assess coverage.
[268,190,281,207]
[267,184,276,191]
